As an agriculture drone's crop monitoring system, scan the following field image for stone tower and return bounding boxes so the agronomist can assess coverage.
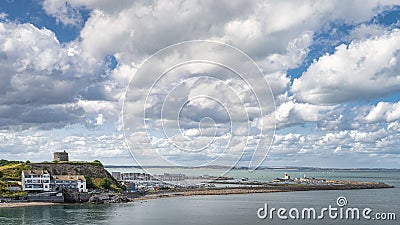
[53,150,69,161]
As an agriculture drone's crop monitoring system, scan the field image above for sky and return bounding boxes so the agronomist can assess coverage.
[0,0,399,168]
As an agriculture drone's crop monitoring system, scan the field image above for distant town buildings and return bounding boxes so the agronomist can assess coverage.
[112,172,153,181]
[53,150,69,161]
[158,173,186,181]
[111,172,187,182]
[284,172,290,180]
[272,172,327,184]
[111,171,220,191]
[111,172,122,181]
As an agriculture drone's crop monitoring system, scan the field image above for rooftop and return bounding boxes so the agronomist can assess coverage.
[52,175,86,181]
[22,170,50,176]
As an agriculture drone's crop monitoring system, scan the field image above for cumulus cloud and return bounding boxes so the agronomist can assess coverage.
[0,21,116,129]
[42,0,84,27]
[292,29,400,105]
[347,24,387,41]
[0,129,130,163]
[0,0,399,167]
[264,100,336,129]
[62,0,396,62]
[365,101,400,123]
[269,124,400,168]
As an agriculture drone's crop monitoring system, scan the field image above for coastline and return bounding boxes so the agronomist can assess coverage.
[0,188,309,208]
[0,202,62,208]
[133,182,395,201]
[133,188,284,201]
[0,181,394,208]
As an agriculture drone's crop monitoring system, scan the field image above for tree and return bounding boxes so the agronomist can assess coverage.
[85,176,95,189]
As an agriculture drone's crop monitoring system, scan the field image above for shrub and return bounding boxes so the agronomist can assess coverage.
[85,176,95,189]
[100,178,111,190]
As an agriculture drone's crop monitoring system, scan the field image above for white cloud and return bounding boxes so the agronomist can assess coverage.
[292,29,400,104]
[0,12,7,20]
[0,0,397,167]
[0,21,114,129]
[95,114,104,126]
[71,0,396,62]
[42,0,83,27]
[365,101,400,123]
[268,124,400,167]
[0,129,130,163]
[348,24,387,41]
[388,121,400,132]
[272,100,336,129]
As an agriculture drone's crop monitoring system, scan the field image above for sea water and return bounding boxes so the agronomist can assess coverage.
[1,170,398,225]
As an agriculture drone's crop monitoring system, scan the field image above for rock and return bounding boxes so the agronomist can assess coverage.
[88,192,131,204]
[88,195,102,204]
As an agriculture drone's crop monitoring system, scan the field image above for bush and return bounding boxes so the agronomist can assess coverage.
[0,159,23,167]
[85,176,95,189]
[100,178,111,190]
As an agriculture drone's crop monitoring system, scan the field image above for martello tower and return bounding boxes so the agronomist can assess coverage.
[53,150,69,161]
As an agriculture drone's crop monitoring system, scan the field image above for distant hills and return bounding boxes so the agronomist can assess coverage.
[104,165,400,171]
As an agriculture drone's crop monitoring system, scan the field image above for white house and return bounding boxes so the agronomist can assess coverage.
[51,175,88,192]
[21,170,51,192]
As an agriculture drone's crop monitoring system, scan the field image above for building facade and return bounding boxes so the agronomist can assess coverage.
[53,151,69,161]
[113,172,153,181]
[111,172,121,181]
[51,175,87,192]
[22,170,87,192]
[22,170,51,192]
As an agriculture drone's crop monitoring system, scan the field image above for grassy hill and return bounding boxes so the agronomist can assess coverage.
[0,160,29,197]
[0,161,30,181]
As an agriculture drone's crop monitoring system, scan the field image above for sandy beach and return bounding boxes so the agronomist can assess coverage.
[0,202,61,208]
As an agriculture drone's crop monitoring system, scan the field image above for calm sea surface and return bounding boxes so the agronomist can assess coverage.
[1,169,399,225]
